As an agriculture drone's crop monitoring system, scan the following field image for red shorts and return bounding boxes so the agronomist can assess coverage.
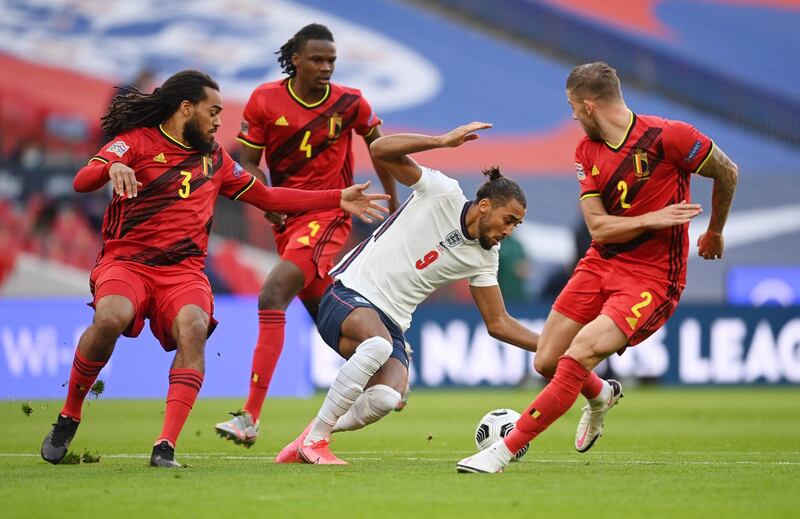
[89,261,217,351]
[552,255,684,348]
[273,212,351,300]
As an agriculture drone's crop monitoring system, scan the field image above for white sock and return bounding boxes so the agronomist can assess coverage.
[305,337,392,444]
[332,384,401,433]
[588,379,611,408]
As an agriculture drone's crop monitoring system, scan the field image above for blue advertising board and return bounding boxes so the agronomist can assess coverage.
[2,299,798,400]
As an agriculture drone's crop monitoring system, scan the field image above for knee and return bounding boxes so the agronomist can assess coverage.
[258,281,294,310]
[565,334,602,363]
[533,354,556,379]
[357,336,393,365]
[176,314,209,343]
[92,310,131,338]
[365,384,401,415]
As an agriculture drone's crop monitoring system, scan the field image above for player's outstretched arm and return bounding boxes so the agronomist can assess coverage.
[694,145,738,260]
[581,196,703,244]
[363,126,399,213]
[237,179,390,224]
[74,161,141,198]
[470,285,538,352]
[369,122,492,186]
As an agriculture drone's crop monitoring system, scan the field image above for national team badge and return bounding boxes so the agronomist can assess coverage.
[328,113,342,139]
[445,230,463,247]
[634,149,650,179]
[106,140,129,158]
[202,156,214,178]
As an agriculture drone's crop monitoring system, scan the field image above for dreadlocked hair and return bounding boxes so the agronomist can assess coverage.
[275,23,334,77]
[101,70,219,138]
[475,166,527,208]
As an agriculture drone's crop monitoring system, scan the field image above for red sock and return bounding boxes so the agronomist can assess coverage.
[243,310,285,421]
[157,368,204,447]
[504,356,589,454]
[61,350,106,421]
[581,371,605,400]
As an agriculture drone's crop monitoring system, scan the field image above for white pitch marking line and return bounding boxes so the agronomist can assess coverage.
[2,453,798,465]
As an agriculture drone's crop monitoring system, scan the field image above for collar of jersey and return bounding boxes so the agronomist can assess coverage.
[603,111,636,152]
[287,78,330,109]
[158,124,192,150]
[460,201,476,241]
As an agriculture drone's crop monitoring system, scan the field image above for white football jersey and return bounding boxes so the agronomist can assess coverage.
[331,167,498,331]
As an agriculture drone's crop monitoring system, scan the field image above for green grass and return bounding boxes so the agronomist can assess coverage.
[4,388,800,518]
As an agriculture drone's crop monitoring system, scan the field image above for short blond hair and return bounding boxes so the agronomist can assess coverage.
[566,62,622,101]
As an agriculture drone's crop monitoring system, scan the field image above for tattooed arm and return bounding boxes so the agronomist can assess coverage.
[695,145,738,260]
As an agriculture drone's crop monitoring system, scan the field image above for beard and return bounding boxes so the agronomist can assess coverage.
[183,116,215,155]
[581,119,603,141]
[477,214,495,250]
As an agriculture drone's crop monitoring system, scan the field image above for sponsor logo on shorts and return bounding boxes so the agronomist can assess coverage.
[106,140,130,158]
[684,140,702,163]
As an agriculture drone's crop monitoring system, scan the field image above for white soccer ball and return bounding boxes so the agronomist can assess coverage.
[474,408,529,460]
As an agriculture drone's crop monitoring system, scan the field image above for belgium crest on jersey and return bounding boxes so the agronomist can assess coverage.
[634,148,650,179]
[328,113,342,140]
[202,155,214,178]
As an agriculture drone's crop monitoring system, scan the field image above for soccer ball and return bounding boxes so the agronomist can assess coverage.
[474,408,529,460]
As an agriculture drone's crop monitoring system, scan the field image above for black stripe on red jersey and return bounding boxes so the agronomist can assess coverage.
[118,153,213,238]
[236,134,265,149]
[601,127,663,214]
[114,237,205,267]
[593,231,655,260]
[230,176,256,200]
[89,155,109,164]
[204,216,213,236]
[268,94,361,186]
[312,216,349,265]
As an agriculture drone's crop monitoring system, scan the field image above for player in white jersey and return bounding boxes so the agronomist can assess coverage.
[274,122,540,464]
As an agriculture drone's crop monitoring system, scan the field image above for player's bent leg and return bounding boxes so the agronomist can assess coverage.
[332,358,406,433]
[42,295,134,465]
[534,309,584,379]
[567,315,627,453]
[151,304,209,468]
[224,260,306,447]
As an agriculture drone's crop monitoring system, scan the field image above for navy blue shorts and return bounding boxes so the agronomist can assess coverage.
[317,281,409,367]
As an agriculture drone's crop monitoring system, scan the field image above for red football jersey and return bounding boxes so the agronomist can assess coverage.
[575,113,714,282]
[90,126,257,270]
[236,79,380,194]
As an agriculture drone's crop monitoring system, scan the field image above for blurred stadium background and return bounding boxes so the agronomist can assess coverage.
[1,0,800,400]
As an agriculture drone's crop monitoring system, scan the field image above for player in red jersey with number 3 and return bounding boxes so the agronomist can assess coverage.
[39,70,389,468]
[458,62,738,473]
[216,24,398,447]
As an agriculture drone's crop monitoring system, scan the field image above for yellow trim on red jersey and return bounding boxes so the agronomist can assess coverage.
[580,192,601,201]
[158,124,192,150]
[363,125,378,139]
[604,111,635,151]
[236,136,266,150]
[89,156,109,165]
[287,78,330,108]
[231,176,257,200]
[694,141,716,174]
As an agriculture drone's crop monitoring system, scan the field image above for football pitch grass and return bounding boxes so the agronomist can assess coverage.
[3,387,799,518]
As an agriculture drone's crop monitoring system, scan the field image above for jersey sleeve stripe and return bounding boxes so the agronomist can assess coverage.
[694,141,715,174]
[579,192,601,201]
[236,135,266,150]
[89,156,109,164]
[230,176,257,200]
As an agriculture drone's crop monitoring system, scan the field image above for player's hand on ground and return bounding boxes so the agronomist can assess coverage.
[439,122,493,148]
[263,210,287,229]
[697,230,724,260]
[646,201,702,229]
[109,162,142,198]
[340,180,391,223]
